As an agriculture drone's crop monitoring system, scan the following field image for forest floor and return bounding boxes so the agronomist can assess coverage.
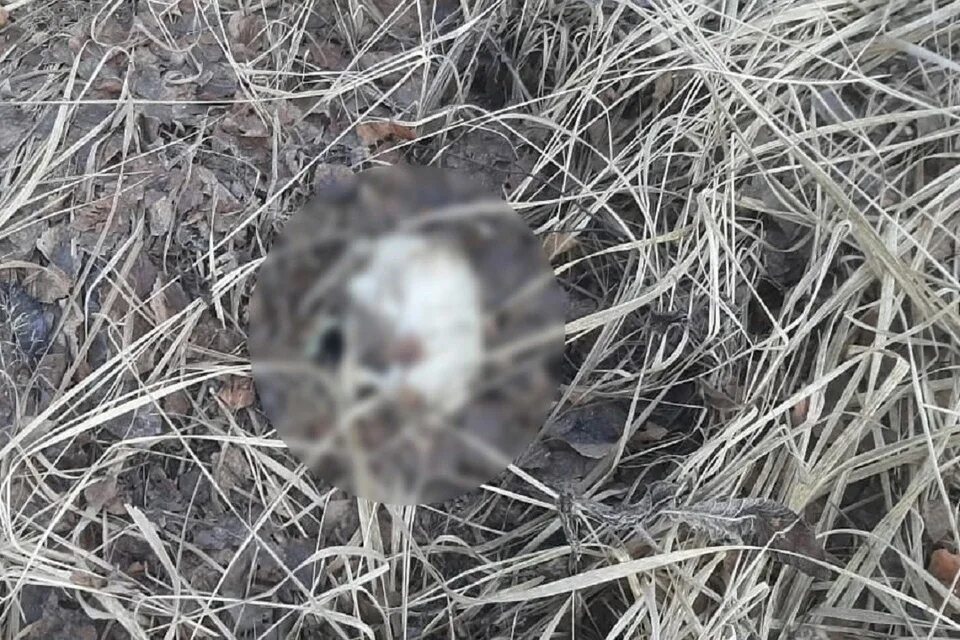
[1,0,960,638]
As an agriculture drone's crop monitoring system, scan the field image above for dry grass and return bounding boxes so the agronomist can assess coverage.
[1,0,959,638]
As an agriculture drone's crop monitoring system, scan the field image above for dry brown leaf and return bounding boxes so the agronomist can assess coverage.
[102,407,162,440]
[217,375,255,409]
[699,379,741,411]
[195,166,243,215]
[519,442,594,483]
[310,42,349,71]
[149,274,190,324]
[146,191,175,236]
[632,423,668,443]
[84,476,118,513]
[546,403,624,459]
[0,8,9,29]
[221,106,270,138]
[790,396,810,426]
[24,265,70,303]
[36,225,76,276]
[70,571,108,589]
[71,201,118,234]
[227,12,263,50]
[356,121,417,147]
[162,390,191,416]
[930,548,960,592]
[94,77,123,96]
[542,232,579,261]
[104,498,126,515]
[214,445,249,492]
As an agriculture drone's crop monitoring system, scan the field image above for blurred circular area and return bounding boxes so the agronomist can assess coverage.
[248,166,566,504]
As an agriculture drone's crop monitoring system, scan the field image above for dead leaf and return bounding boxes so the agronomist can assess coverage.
[310,41,349,71]
[221,106,270,138]
[227,12,263,59]
[546,403,625,458]
[70,571,108,589]
[36,225,76,277]
[23,589,98,640]
[84,476,118,513]
[542,232,579,261]
[71,200,117,234]
[213,445,249,492]
[356,121,417,147]
[923,498,956,543]
[632,423,668,443]
[193,512,248,550]
[194,165,243,215]
[102,406,162,440]
[146,190,175,236]
[930,548,960,592]
[653,72,673,103]
[0,8,9,29]
[35,350,67,395]
[23,265,70,303]
[129,253,160,301]
[149,274,190,323]
[217,375,255,409]
[763,214,811,288]
[699,379,741,411]
[162,389,191,415]
[0,105,29,155]
[94,77,123,96]
[790,396,810,426]
[105,497,126,515]
[519,441,594,483]
[196,62,238,101]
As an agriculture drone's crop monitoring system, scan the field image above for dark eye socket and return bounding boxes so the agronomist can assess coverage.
[311,326,344,365]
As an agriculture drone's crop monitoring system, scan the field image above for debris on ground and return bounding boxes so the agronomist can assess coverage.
[0,0,957,637]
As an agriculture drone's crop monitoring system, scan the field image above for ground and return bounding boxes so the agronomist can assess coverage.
[0,0,959,638]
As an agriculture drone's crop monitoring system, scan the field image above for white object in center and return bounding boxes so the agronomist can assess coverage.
[346,233,484,415]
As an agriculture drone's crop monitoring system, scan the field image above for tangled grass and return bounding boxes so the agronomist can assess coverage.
[0,0,959,637]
